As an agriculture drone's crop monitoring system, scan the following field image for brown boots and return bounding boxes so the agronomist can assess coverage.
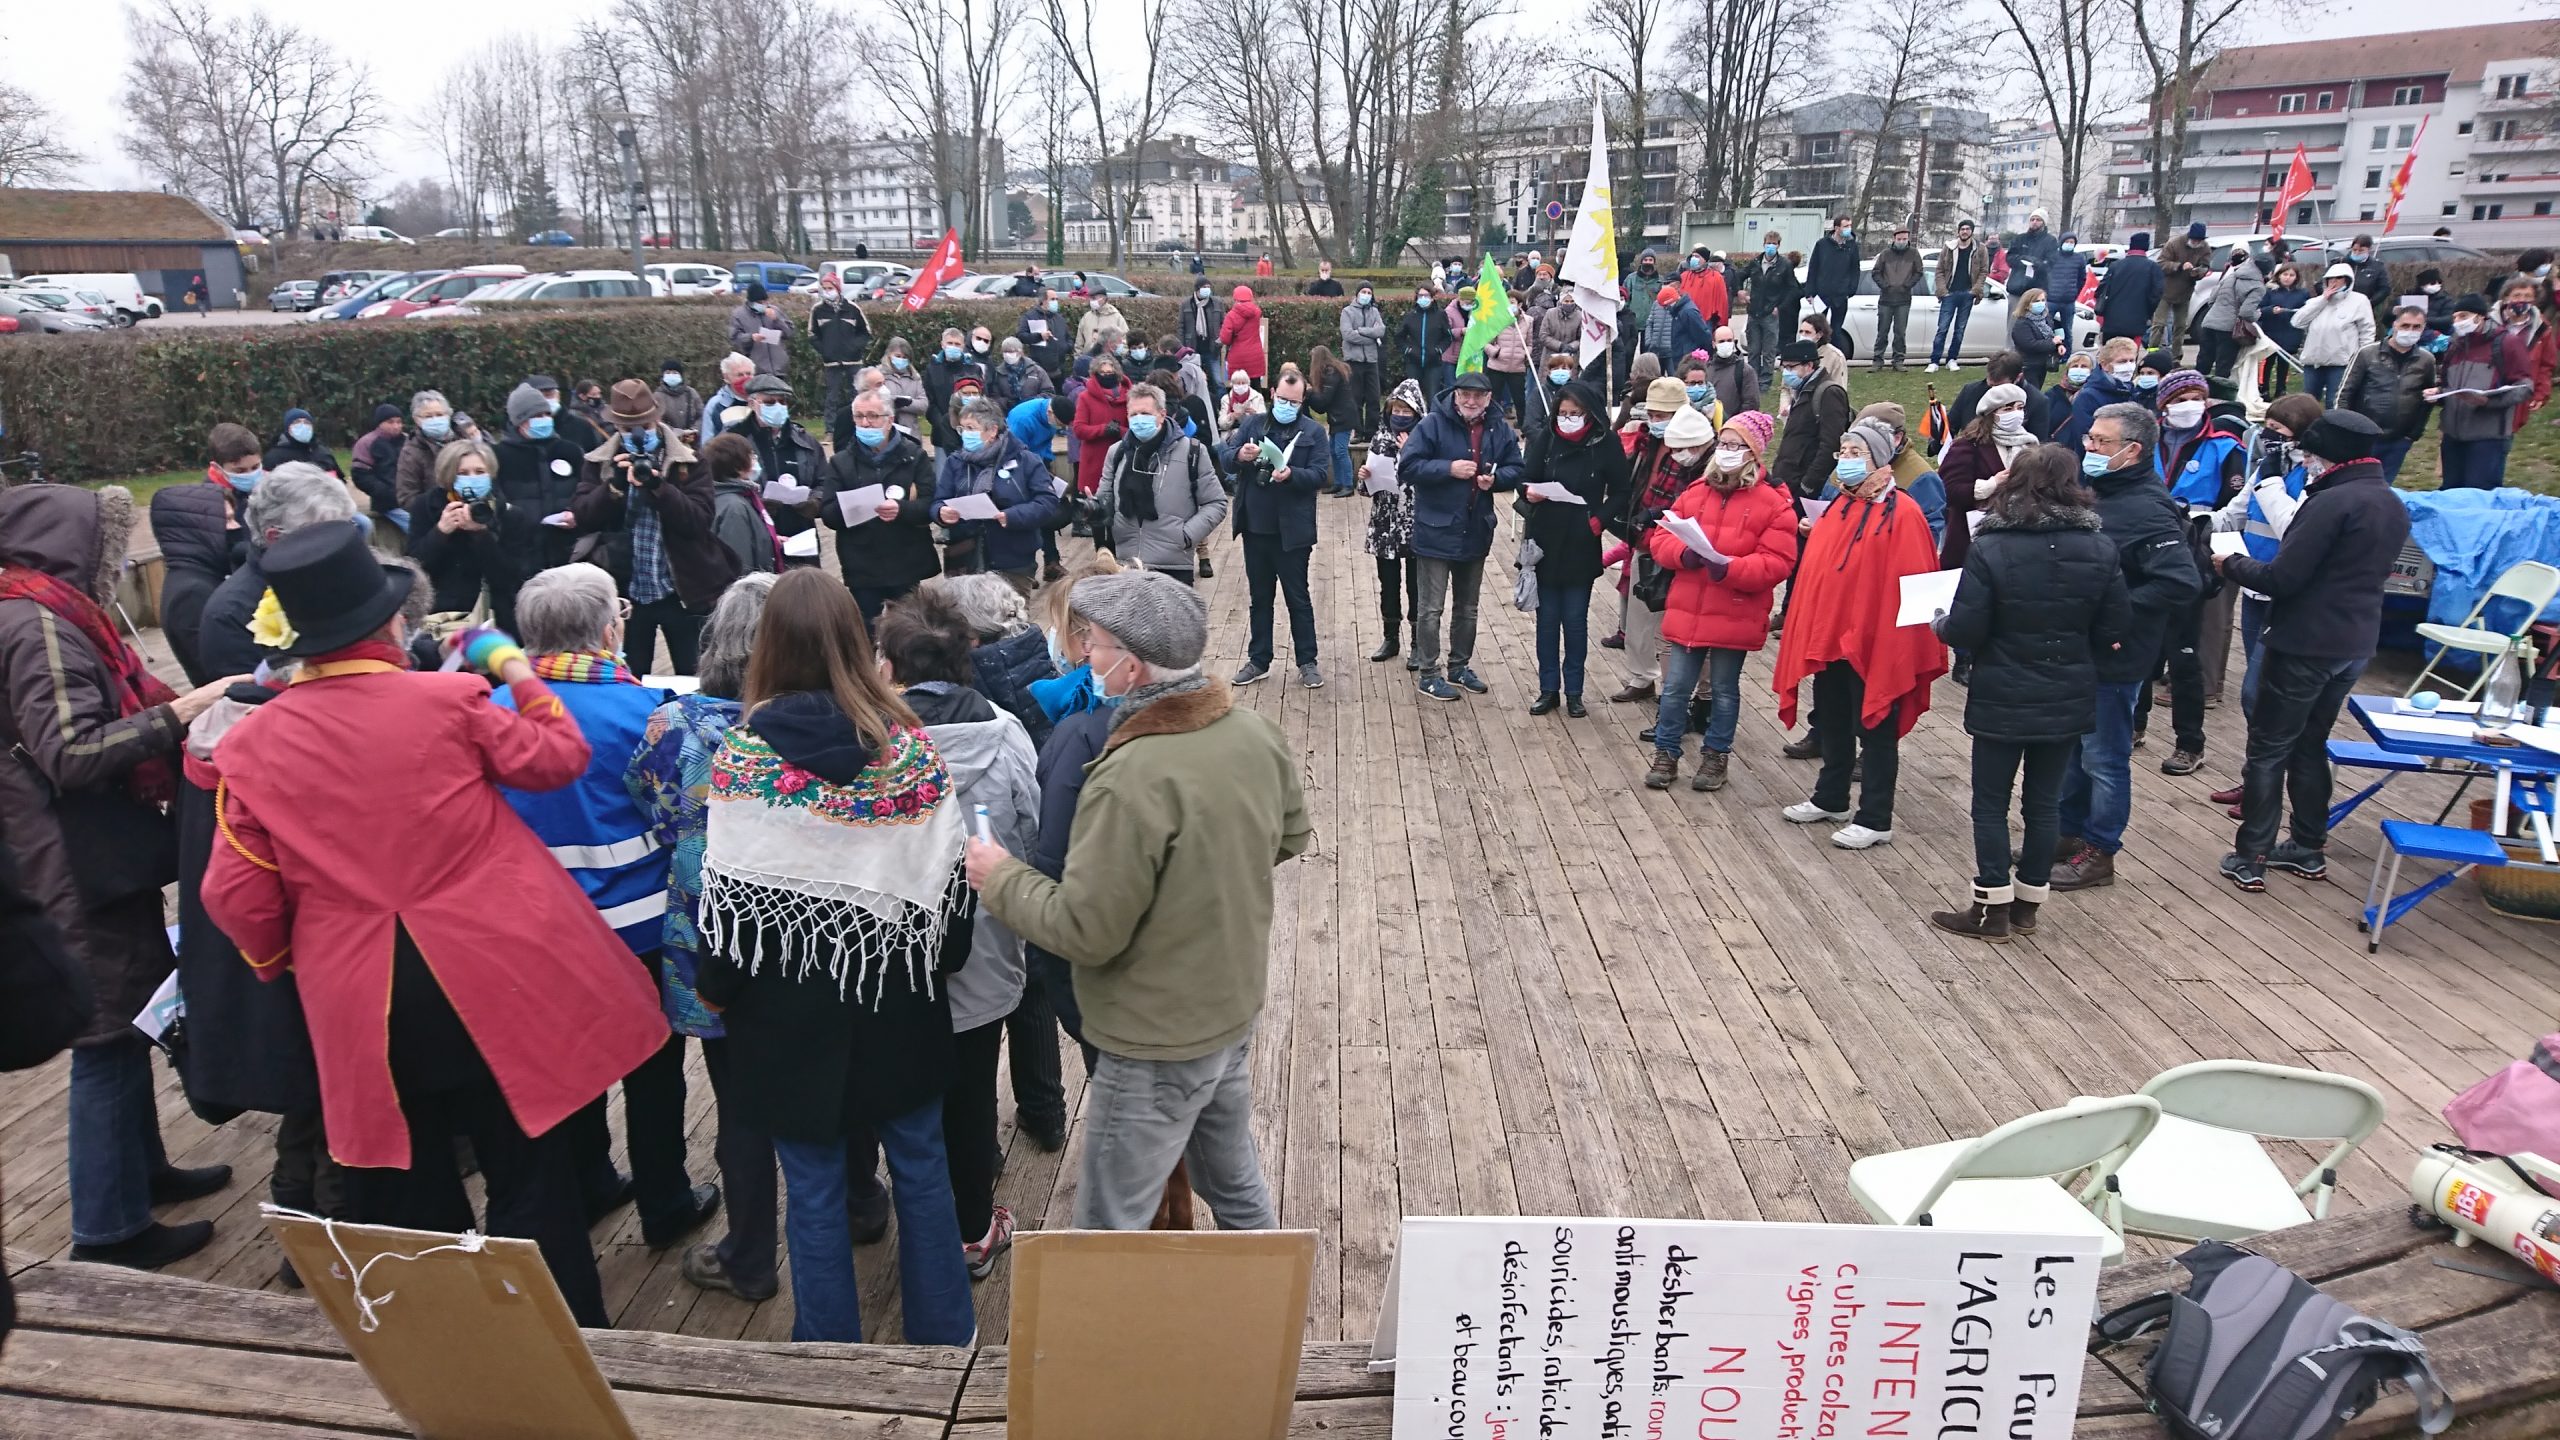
[1930,880,2049,944]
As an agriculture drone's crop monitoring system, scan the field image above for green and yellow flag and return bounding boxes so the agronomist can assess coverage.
[1455,253,1517,376]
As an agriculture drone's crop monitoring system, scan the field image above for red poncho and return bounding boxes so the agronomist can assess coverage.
[1772,488,1947,736]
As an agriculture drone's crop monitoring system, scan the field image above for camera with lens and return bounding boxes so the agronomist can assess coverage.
[622,448,661,488]
[466,498,496,527]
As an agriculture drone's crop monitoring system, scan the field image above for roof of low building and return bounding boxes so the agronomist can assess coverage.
[2203,20,2550,90]
[0,188,233,244]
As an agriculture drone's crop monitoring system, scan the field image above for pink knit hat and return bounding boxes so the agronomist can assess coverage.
[1722,408,1777,463]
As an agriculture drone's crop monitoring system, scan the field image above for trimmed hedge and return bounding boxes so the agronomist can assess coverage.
[0,291,1418,481]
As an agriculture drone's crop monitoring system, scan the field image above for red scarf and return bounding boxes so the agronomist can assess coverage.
[0,565,181,803]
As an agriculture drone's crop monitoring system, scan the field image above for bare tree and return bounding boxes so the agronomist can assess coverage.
[1672,0,1814,215]
[1165,0,1312,265]
[238,18,384,237]
[1042,0,1173,265]
[2120,0,2249,237]
[880,0,1021,259]
[1990,0,2132,231]
[0,81,81,186]
[1845,0,1968,232]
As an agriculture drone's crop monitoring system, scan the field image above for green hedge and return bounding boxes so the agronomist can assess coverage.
[0,291,1425,480]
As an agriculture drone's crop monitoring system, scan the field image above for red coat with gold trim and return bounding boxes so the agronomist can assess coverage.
[203,660,668,1169]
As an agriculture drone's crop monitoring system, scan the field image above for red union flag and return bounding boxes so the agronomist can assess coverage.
[2270,145,2316,242]
[902,227,965,311]
[2383,116,2430,234]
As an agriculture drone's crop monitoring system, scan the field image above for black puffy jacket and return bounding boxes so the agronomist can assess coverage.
[820,431,941,593]
[2085,462,2203,684]
[148,480,249,685]
[492,431,589,580]
[2220,458,2410,662]
[969,624,1058,750]
[1938,507,2131,743]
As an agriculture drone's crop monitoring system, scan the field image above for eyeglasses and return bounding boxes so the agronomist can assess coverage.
[616,598,634,620]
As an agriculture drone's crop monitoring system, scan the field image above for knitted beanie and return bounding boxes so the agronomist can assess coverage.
[1843,419,1899,468]
[1070,569,1209,669]
[2158,368,2210,403]
[1723,409,1776,462]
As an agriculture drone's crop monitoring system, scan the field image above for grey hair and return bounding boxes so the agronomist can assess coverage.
[851,384,892,417]
[515,562,623,656]
[720,351,756,376]
[942,326,965,343]
[410,389,450,418]
[696,571,777,699]
[245,461,357,537]
[958,397,1005,432]
[2092,402,2158,459]
[927,571,1031,640]
[853,366,885,392]
[1127,382,1166,412]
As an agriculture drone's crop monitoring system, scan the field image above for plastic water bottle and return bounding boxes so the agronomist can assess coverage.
[2479,636,2528,735]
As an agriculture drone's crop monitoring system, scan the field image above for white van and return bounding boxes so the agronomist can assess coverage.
[643,262,732,297]
[17,273,161,322]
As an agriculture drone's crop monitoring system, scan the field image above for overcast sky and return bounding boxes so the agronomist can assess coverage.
[16,0,2477,196]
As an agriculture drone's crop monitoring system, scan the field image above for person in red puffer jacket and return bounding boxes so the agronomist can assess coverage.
[1640,409,1794,794]
[1071,356,1131,496]
[1218,286,1268,386]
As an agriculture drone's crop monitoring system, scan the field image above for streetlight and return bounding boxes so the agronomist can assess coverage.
[2253,128,2279,230]
[602,111,650,291]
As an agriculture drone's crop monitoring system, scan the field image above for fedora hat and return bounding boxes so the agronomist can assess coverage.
[261,519,414,657]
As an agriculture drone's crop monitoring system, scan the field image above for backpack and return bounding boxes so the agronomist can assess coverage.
[2092,1241,2451,1440]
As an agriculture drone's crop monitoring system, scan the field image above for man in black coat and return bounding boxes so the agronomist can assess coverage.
[1217,369,1329,688]
[151,424,261,685]
[737,375,827,553]
[1178,280,1226,380]
[810,276,873,449]
[2094,233,2167,342]
[1804,216,1862,338]
[819,387,941,626]
[922,327,989,453]
[1770,340,1851,498]
[491,384,591,630]
[1740,239,1802,383]
[1020,296,1072,378]
[2053,401,2203,892]
[2214,411,2409,891]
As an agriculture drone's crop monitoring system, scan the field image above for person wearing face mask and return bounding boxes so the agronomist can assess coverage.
[2092,231,2164,347]
[810,275,873,446]
[2052,337,2142,449]
[2005,209,2061,302]
[1605,388,1710,705]
[569,380,737,676]
[1515,381,1630,718]
[1391,285,1446,401]
[265,404,344,483]
[1178,281,1227,380]
[1770,420,1945,850]
[935,398,1064,593]
[408,438,519,615]
[1793,313,1851,391]
[1304,346,1358,497]
[2043,351,2092,427]
[1362,382,1428,666]
[1095,383,1228,585]
[1673,358,1726,429]
[2340,233,2392,322]
[1534,288,1587,374]
[346,403,409,532]
[732,376,823,558]
[2413,267,2453,340]
[1069,293,1123,361]
[652,362,704,439]
[151,423,266,684]
[1623,252,1665,369]
[1677,246,1731,331]
[1936,382,2036,578]
[2153,222,2210,355]
[1217,369,1331,687]
[2193,249,2265,382]
[2335,306,2438,482]
[873,339,931,435]
[698,354,758,442]
[2206,393,2324,737]
[1946,349,2049,444]
[922,327,989,455]
[1928,220,1992,373]
[1739,233,1800,383]
[700,433,785,578]
[1482,292,1533,421]
[2211,410,2406,893]
[2150,370,2245,774]
[1703,325,1762,414]
[1834,402,1947,545]
[1072,354,1132,500]
[1643,284,1712,371]
[2009,289,2061,390]
[1769,340,1852,501]
[2134,348,2175,401]
[2254,263,2309,398]
[2289,263,2375,404]
[1220,365,1268,435]
[1804,216,1861,337]
[820,388,942,628]
[1019,292,1072,379]
[1399,370,1523,701]
[2427,292,2534,489]
[486,383,594,630]
[2045,234,2090,346]
[1218,285,1269,388]
[2047,404,2201,893]
[1338,283,1388,431]
[992,336,1054,408]
[1637,410,1792,789]
[2496,274,2560,421]
[392,392,457,514]
[725,282,792,376]
[1525,350,1579,437]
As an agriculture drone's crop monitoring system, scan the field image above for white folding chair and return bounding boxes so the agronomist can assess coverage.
[1847,1095,2159,1262]
[2409,560,2560,700]
[2087,1060,2387,1243]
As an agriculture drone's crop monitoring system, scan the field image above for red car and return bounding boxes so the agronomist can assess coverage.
[642,233,678,248]
[354,266,529,319]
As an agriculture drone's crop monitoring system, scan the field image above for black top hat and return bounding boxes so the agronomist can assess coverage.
[261,520,415,657]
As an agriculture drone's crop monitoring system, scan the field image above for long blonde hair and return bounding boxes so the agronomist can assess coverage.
[743,569,918,752]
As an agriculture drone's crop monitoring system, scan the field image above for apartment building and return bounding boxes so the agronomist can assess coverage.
[1759,97,1994,236]
[1981,119,2110,237]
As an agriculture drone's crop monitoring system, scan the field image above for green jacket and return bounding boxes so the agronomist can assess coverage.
[983,679,1309,1061]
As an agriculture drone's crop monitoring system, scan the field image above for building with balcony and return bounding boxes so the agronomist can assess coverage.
[1426,97,1695,255]
[1981,120,2111,238]
[2101,20,2560,247]
[1759,97,1994,236]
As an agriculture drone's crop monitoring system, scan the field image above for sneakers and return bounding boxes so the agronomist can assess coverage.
[682,1241,779,1302]
[1929,883,2012,942]
[1691,750,1729,792]
[2264,840,2328,880]
[1298,662,1325,689]
[1449,667,1489,694]
[2219,852,2267,892]
[1529,691,1560,716]
[1231,662,1268,687]
[1781,733,1821,760]
[2051,846,2116,891]
[2209,784,2243,806]
[1781,800,1850,824]
[1923,362,1940,373]
[2161,748,2203,775]
[1368,637,1400,662]
[1418,675,1460,701]
[965,1204,1015,1281]
[1645,753,1680,789]
[1610,681,1657,704]
[1830,823,1893,850]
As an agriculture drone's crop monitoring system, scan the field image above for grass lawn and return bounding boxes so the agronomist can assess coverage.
[1832,363,2559,496]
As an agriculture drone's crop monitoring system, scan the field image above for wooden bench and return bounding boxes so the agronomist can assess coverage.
[6,1206,2554,1436]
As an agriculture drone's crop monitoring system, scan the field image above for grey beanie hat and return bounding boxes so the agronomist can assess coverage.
[506,381,551,427]
[1069,569,1209,670]
[1843,418,1899,467]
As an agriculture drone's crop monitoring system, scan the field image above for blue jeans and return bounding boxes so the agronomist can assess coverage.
[2441,435,2513,490]
[70,1035,168,1246]
[1657,644,1745,757]
[1329,425,1353,493]
[2373,437,2414,483]
[1535,578,1594,696]
[2238,594,2269,717]
[2058,680,2142,856]
[2304,364,2346,404]
[1930,292,1976,363]
[772,1100,973,1345]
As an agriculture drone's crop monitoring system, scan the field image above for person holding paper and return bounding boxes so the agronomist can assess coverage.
[822,388,941,628]
[725,282,791,377]
[1641,411,1793,792]
[1605,384,1712,706]
[732,376,823,558]
[1769,339,1851,500]
[1926,445,2129,943]
[2208,394,2321,728]
[934,398,1062,594]
[1516,381,1628,717]
[570,381,738,677]
[1363,381,1426,667]
[2212,411,2408,893]
[2429,291,2533,490]
[1216,369,1330,689]
[1934,383,2035,580]
[700,434,784,577]
[1770,420,1947,850]
[1401,371,1525,702]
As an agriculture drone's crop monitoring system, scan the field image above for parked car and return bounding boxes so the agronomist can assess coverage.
[354,265,530,319]
[431,227,474,239]
[16,272,161,322]
[1795,258,2100,363]
[1042,270,1152,299]
[641,233,678,248]
[526,229,577,246]
[727,260,814,292]
[643,262,732,297]
[341,225,416,245]
[851,264,917,301]
[0,292,110,333]
[307,270,429,322]
[453,270,649,311]
[7,285,122,325]
[268,280,323,311]
[2283,234,2498,272]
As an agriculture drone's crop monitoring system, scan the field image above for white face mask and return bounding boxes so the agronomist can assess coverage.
[1714,340,1737,358]
[2453,318,2479,336]
[1713,446,1749,471]
[1992,409,2026,434]
[2108,361,2136,380]
[1669,447,1704,467]
[2164,399,2207,428]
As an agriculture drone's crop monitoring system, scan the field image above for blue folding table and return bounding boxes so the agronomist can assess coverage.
[2343,695,2559,945]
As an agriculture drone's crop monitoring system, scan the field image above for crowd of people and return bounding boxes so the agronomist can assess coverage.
[0,215,2548,1348]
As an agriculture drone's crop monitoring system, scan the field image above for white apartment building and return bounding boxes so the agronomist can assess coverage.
[1981,120,2111,237]
[2102,21,2560,247]
[1759,97,1994,237]
[1062,179,1239,251]
[599,136,998,253]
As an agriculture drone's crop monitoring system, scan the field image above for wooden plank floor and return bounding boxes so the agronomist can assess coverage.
[5,495,2554,1349]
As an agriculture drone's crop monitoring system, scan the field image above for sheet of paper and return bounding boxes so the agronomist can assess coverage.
[2209,530,2249,558]
[1525,480,1585,504]
[835,483,884,525]
[2371,712,2491,738]
[540,510,575,529]
[1895,568,1962,627]
[1049,476,1069,498]
[1267,433,1300,476]
[754,327,782,345]
[1363,454,1401,495]
[2396,697,2481,715]
[782,529,819,559]
[1659,513,1721,561]
[2509,724,2560,756]
[1799,497,1830,522]
[1967,510,1988,535]
[133,969,182,1042]
[763,477,811,506]
[947,492,1003,521]
[1028,317,1049,336]
[2435,387,2497,400]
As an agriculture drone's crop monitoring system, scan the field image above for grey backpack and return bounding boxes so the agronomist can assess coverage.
[2092,1241,2452,1440]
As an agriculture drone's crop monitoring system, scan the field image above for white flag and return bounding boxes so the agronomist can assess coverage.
[1559,90,1621,369]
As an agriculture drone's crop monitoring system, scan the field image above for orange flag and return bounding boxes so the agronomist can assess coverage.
[2383,118,2429,235]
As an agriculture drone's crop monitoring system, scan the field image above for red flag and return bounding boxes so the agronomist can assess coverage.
[2270,145,2315,241]
[2383,116,2430,235]
[901,227,964,311]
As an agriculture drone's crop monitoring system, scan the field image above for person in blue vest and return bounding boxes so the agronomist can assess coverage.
[2206,394,2324,741]
[1398,370,1525,702]
[2149,369,2246,777]
[493,562,720,1249]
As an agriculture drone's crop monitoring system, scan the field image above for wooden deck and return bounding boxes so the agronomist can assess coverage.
[4,496,2557,1354]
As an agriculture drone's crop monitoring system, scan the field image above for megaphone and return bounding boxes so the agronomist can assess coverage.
[2409,1145,2560,1285]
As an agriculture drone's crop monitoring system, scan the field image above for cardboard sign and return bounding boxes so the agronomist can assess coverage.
[1374,1216,2100,1440]
[1009,1229,1316,1440]
[265,1208,635,1440]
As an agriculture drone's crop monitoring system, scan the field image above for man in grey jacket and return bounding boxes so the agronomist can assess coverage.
[726,283,791,376]
[1338,283,1387,436]
[1095,384,1230,586]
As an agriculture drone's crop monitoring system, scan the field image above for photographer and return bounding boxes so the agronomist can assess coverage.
[570,380,739,676]
[407,439,522,618]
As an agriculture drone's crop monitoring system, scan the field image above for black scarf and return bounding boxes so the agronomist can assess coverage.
[1115,428,1168,525]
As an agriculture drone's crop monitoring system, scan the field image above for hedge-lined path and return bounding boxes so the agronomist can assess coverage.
[4,488,2550,1349]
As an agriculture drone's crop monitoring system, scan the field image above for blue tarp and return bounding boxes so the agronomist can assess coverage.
[2398,488,2560,629]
